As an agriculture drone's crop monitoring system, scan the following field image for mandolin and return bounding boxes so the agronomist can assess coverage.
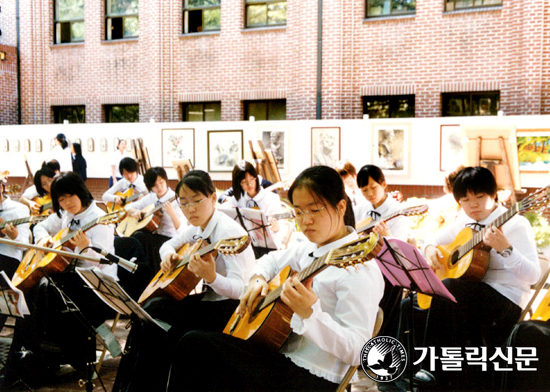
[223,233,378,351]
[417,186,550,309]
[0,215,47,231]
[116,195,177,237]
[12,210,126,292]
[356,204,429,235]
[138,235,251,304]
[106,189,148,213]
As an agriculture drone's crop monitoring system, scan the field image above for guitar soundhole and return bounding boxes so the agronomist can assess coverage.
[450,251,460,266]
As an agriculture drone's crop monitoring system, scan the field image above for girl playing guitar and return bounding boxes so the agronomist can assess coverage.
[19,161,59,215]
[114,170,255,392]
[166,166,384,391]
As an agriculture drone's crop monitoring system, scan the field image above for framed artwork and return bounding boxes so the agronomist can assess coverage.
[2,139,8,152]
[440,124,464,172]
[517,130,550,172]
[162,128,195,168]
[100,138,108,152]
[35,139,42,152]
[372,123,410,175]
[24,139,31,152]
[311,127,341,167]
[87,138,94,152]
[207,130,243,172]
[259,126,289,172]
[13,139,20,152]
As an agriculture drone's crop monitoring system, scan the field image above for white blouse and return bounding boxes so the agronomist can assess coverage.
[0,197,31,261]
[253,228,384,384]
[355,194,410,239]
[102,175,148,203]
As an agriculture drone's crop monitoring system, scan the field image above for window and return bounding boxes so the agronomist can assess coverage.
[53,106,85,123]
[105,104,139,122]
[183,0,221,34]
[244,100,286,120]
[445,0,502,12]
[245,0,286,28]
[366,0,416,18]
[442,92,499,116]
[54,0,84,44]
[183,102,221,121]
[106,0,139,40]
[363,95,415,118]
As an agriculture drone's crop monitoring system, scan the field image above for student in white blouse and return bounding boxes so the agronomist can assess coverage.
[114,170,255,392]
[7,172,117,386]
[102,157,147,207]
[422,166,540,389]
[110,139,127,187]
[125,167,185,274]
[50,133,73,172]
[19,162,59,215]
[166,166,384,391]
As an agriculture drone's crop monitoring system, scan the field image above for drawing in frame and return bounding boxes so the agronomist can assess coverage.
[24,139,31,153]
[35,139,42,152]
[517,129,550,172]
[311,127,341,167]
[259,125,289,173]
[13,139,20,152]
[440,124,464,172]
[161,128,195,168]
[207,130,243,172]
[100,138,108,152]
[87,138,94,152]
[372,123,410,175]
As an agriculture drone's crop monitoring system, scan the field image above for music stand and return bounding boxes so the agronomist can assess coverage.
[374,238,456,391]
[76,267,171,332]
[218,207,278,257]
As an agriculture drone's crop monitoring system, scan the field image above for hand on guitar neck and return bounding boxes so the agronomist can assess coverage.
[0,219,18,240]
[161,250,217,284]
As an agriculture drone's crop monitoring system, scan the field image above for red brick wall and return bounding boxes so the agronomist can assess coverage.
[12,0,550,123]
[0,44,17,125]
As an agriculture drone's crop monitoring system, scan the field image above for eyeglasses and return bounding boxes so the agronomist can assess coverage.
[180,198,208,210]
[293,206,326,219]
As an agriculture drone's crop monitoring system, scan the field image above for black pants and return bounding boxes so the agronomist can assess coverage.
[167,330,339,392]
[114,295,240,392]
[131,231,170,275]
[423,279,521,390]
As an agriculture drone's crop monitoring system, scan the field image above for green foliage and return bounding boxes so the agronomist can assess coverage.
[524,211,550,249]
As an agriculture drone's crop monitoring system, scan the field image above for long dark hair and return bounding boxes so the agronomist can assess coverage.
[232,161,259,201]
[72,142,83,157]
[56,133,68,149]
[50,172,93,216]
[288,165,355,227]
[176,170,216,198]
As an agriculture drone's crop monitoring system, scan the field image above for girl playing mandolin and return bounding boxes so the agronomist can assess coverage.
[166,166,384,391]
[422,166,540,390]
[113,169,255,392]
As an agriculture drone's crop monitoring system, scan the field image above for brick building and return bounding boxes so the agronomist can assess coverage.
[2,0,550,125]
[0,0,18,125]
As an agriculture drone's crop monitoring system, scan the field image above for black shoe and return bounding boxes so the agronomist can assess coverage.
[413,369,436,384]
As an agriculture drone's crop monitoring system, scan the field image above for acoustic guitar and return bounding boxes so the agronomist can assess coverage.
[116,195,177,237]
[356,204,429,235]
[31,194,53,216]
[0,215,47,231]
[223,233,379,351]
[417,186,550,309]
[138,235,251,304]
[106,189,147,213]
[12,210,126,292]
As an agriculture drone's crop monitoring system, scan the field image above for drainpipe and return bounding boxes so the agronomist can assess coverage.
[316,0,322,119]
[16,0,21,124]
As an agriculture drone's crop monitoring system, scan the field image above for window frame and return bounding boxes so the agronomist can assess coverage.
[441,91,500,117]
[104,104,140,123]
[53,105,86,124]
[445,0,502,12]
[183,0,221,34]
[244,99,286,121]
[105,0,139,40]
[54,0,85,44]
[362,95,415,118]
[182,102,222,121]
[245,0,287,29]
[365,0,416,18]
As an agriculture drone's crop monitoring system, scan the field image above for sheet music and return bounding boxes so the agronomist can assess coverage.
[76,267,170,332]
[0,270,30,317]
[219,207,278,250]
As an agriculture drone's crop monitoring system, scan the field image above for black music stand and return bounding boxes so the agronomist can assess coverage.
[219,207,278,258]
[374,238,456,392]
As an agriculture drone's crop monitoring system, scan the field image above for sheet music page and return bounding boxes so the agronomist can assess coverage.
[76,267,170,332]
[0,270,30,317]
[219,207,278,249]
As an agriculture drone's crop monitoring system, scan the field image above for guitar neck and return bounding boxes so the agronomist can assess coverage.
[60,215,106,245]
[357,210,401,233]
[143,195,177,219]
[268,211,294,221]
[0,216,32,229]
[125,191,144,204]
[40,202,53,213]
[175,242,217,269]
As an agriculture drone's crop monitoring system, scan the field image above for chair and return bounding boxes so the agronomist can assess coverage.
[518,253,550,322]
[335,307,384,392]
